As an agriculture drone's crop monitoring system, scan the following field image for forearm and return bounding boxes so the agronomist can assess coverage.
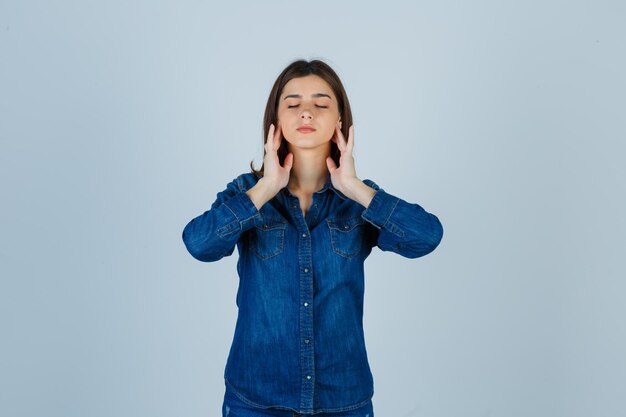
[358,178,444,259]
[182,177,264,262]
[343,178,377,208]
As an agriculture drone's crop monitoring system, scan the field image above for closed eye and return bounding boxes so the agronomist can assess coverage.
[287,105,328,109]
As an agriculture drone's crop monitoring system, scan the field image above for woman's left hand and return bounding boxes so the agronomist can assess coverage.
[326,122,358,193]
[327,122,377,207]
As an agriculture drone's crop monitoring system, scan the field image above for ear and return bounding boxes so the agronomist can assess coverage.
[338,119,342,129]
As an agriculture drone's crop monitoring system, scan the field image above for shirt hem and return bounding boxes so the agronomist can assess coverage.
[224,378,374,414]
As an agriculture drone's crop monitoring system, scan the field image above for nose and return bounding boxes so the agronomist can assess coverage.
[300,106,313,120]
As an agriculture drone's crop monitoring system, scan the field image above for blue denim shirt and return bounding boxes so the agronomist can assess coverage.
[182,172,443,414]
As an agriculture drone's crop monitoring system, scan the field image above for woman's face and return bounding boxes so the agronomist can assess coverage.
[277,75,341,151]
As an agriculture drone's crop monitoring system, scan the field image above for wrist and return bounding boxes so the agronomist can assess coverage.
[345,177,376,208]
[247,178,277,210]
[257,177,281,196]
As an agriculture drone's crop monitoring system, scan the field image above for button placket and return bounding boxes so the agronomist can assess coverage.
[295,200,315,408]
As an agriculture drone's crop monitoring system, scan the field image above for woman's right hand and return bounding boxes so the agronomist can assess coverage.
[260,122,293,194]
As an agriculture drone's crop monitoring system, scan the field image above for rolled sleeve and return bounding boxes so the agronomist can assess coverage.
[360,189,400,230]
[223,190,263,230]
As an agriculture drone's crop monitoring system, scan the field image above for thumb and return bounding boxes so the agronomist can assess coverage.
[326,156,337,173]
[283,153,294,171]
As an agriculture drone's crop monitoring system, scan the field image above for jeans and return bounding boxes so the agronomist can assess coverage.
[221,385,374,417]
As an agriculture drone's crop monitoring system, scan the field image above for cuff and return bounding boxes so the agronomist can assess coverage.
[361,189,400,230]
[223,192,263,230]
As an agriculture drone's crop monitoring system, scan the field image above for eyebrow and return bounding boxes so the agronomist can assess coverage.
[283,93,332,100]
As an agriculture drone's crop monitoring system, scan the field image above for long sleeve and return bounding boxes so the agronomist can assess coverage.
[182,175,263,262]
[360,179,443,259]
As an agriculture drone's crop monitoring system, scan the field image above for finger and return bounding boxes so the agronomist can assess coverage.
[273,122,282,151]
[346,125,354,153]
[265,124,275,152]
[335,124,346,152]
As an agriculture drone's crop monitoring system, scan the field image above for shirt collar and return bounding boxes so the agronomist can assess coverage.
[280,172,347,200]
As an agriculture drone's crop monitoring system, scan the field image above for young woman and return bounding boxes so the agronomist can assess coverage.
[182,59,444,417]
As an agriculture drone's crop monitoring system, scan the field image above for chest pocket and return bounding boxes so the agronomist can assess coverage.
[327,216,366,259]
[251,217,287,260]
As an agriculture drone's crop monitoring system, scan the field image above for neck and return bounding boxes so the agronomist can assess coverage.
[287,146,330,194]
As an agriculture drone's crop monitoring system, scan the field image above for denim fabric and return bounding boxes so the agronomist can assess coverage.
[182,172,443,414]
[222,380,374,416]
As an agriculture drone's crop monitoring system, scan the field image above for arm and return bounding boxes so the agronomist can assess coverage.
[356,179,444,259]
[181,175,275,262]
[326,125,443,258]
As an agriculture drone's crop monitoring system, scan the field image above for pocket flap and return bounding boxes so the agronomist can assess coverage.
[327,216,365,232]
[255,217,287,231]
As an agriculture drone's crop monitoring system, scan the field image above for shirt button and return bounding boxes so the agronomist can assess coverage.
[302,233,307,238]
[344,225,349,229]
[306,375,311,380]
[304,302,308,307]
[304,339,310,343]
[304,268,309,273]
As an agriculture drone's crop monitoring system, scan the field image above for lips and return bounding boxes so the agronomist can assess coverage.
[297,125,316,132]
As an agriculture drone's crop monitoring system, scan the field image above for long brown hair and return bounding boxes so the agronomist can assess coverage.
[249,59,353,177]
